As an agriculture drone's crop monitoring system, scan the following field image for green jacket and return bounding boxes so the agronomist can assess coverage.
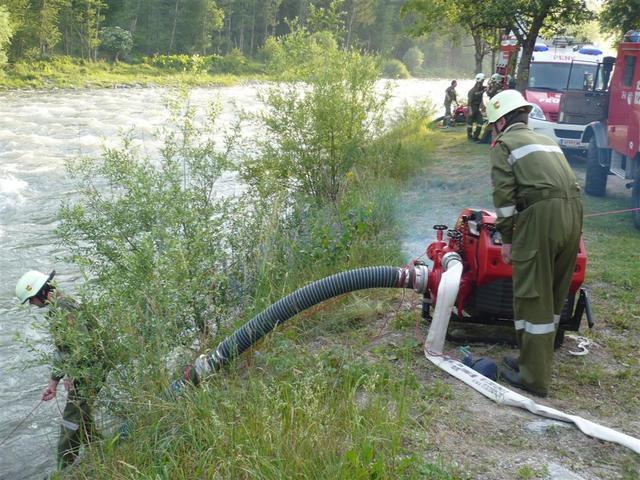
[490,123,580,244]
[47,296,102,383]
[467,82,485,108]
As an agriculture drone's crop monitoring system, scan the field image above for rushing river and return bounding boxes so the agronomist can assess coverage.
[0,78,474,479]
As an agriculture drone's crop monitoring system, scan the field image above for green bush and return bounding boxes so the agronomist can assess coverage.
[402,47,424,74]
[99,26,133,62]
[380,59,410,79]
[264,27,339,80]
[208,48,261,75]
[244,27,387,206]
[57,91,265,403]
[0,5,12,69]
[143,54,218,73]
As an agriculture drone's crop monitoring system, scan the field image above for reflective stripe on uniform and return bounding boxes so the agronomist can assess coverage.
[496,205,516,218]
[61,419,79,431]
[507,144,563,165]
[514,319,556,335]
[554,314,560,326]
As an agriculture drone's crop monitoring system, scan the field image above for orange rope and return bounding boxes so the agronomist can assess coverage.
[585,207,640,218]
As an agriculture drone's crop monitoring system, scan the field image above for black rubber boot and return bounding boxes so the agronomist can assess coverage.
[473,125,482,140]
[500,368,548,397]
[502,356,519,372]
[467,126,473,140]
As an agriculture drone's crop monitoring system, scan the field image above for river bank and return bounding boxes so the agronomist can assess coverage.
[0,79,474,479]
[0,57,267,91]
[61,128,640,480]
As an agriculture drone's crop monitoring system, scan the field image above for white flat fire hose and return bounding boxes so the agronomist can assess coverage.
[424,255,640,455]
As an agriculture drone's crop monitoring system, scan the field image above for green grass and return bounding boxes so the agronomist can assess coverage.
[65,126,640,479]
[59,99,466,480]
[76,334,463,479]
[0,58,267,90]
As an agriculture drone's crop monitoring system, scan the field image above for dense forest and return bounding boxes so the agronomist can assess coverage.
[0,1,421,59]
[0,0,630,81]
[0,0,488,77]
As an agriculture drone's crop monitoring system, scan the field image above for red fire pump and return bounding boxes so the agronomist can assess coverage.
[417,208,593,346]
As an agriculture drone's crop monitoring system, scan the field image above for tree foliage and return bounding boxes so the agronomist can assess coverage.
[402,46,422,73]
[600,0,640,41]
[0,5,13,68]
[244,26,387,205]
[0,0,415,62]
[57,92,267,398]
[402,0,497,74]
[99,26,132,61]
[403,0,593,86]
[485,0,593,90]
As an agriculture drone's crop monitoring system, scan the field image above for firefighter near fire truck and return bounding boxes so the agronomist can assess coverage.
[467,73,486,141]
[487,89,583,397]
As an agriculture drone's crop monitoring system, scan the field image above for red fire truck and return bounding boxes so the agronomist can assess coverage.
[563,31,640,229]
[497,36,603,154]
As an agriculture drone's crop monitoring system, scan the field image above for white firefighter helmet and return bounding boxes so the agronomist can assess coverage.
[486,89,533,123]
[490,73,502,83]
[15,270,54,304]
[475,73,485,82]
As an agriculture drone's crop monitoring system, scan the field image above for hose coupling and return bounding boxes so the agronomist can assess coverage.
[194,354,214,381]
[412,264,429,294]
[442,252,463,271]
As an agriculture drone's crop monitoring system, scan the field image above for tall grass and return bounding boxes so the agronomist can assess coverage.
[53,28,460,480]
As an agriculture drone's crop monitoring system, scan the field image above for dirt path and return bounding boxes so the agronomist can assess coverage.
[391,128,640,480]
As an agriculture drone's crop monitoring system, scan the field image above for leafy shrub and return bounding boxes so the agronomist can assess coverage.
[143,54,217,73]
[380,59,410,79]
[99,26,133,62]
[402,47,424,74]
[57,91,265,403]
[264,27,339,80]
[0,5,12,69]
[208,48,257,74]
[244,30,387,206]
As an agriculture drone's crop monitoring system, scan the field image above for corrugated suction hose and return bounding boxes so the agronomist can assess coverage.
[182,265,423,386]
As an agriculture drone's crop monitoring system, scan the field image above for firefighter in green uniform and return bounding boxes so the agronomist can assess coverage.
[486,73,504,99]
[443,80,458,127]
[15,270,103,470]
[486,90,583,397]
[476,74,505,144]
[467,73,486,140]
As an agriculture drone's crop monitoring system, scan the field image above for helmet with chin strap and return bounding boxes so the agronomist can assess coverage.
[16,270,55,304]
[486,89,532,123]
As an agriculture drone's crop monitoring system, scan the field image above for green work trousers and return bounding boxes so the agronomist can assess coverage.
[57,382,99,469]
[511,197,583,395]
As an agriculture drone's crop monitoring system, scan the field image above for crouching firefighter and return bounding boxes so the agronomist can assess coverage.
[15,270,106,471]
[486,90,583,397]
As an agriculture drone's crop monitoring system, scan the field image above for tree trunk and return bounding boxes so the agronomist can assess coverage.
[515,12,547,93]
[130,0,141,37]
[226,14,232,54]
[472,31,484,74]
[491,29,498,71]
[168,0,180,55]
[39,0,48,57]
[94,4,101,61]
[249,0,256,56]
[346,0,355,49]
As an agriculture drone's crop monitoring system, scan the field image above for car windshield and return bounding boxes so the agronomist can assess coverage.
[528,62,599,90]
